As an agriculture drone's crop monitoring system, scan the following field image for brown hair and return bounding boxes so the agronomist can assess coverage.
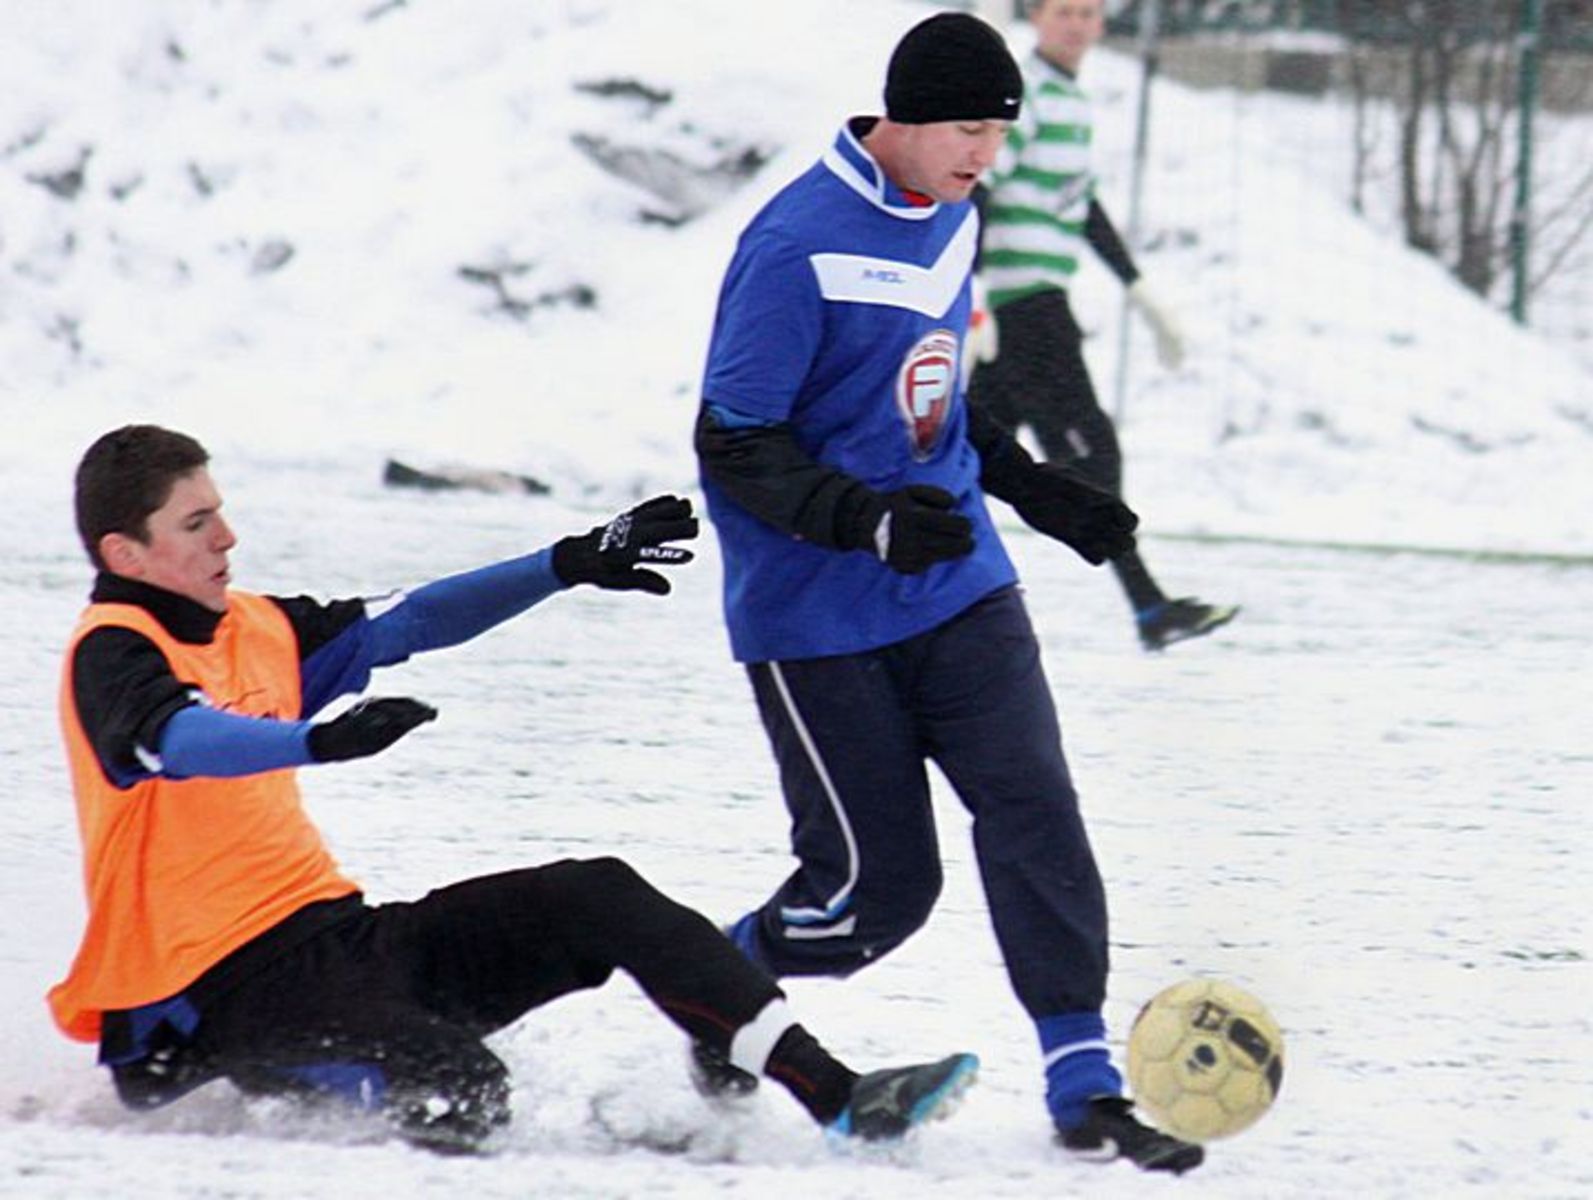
[74,425,210,570]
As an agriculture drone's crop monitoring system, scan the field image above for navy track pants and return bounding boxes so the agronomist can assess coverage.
[740,585,1110,1017]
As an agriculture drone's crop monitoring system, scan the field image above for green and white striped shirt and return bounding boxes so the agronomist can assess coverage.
[982,52,1095,308]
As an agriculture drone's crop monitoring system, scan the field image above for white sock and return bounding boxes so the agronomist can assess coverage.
[728,998,796,1076]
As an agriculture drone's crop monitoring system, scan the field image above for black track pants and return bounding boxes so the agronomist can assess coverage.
[967,288,1125,496]
[123,858,783,1144]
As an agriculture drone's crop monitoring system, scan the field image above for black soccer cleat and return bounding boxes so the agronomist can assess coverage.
[828,1052,979,1142]
[1056,1096,1204,1173]
[1136,598,1239,651]
[688,1037,760,1100]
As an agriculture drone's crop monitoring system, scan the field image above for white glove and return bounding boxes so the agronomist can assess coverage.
[966,274,999,365]
[1128,278,1186,371]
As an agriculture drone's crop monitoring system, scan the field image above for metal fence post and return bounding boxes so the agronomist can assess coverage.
[1510,0,1543,325]
[1112,0,1162,423]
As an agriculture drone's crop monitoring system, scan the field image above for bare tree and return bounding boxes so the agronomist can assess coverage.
[1343,0,1593,304]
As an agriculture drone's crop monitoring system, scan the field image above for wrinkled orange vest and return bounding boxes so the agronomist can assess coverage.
[50,592,358,1042]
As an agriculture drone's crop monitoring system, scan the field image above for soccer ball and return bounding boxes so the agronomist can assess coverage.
[1125,978,1284,1142]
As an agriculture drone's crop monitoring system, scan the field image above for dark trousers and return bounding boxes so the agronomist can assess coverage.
[740,586,1110,1018]
[116,858,781,1144]
[968,288,1125,497]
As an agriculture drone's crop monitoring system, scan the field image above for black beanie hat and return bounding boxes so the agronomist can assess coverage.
[884,12,1023,125]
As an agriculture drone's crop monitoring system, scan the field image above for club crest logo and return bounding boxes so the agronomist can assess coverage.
[896,328,959,461]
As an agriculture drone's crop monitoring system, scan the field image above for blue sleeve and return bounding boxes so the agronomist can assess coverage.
[365,547,564,664]
[704,402,777,429]
[156,704,314,778]
[701,229,822,422]
[295,549,564,719]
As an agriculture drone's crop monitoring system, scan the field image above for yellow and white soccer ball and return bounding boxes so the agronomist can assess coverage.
[1126,978,1285,1142]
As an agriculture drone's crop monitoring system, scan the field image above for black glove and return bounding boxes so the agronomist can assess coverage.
[551,494,698,595]
[847,485,975,575]
[1009,464,1139,565]
[307,697,438,763]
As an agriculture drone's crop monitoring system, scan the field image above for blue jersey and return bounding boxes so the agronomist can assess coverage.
[701,122,1017,663]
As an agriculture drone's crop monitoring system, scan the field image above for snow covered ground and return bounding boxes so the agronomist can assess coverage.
[5,0,1590,556]
[3,472,1588,1199]
[2,1,1589,1197]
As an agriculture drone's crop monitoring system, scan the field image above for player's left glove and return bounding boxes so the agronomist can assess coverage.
[1008,463,1140,566]
[966,402,1137,565]
[1128,278,1186,371]
[552,495,698,594]
[308,697,438,763]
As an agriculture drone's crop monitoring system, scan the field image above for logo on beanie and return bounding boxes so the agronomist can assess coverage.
[896,329,959,460]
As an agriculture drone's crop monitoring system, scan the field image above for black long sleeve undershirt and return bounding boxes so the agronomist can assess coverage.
[693,409,877,550]
[1085,199,1139,286]
[964,402,1046,504]
[696,404,1048,537]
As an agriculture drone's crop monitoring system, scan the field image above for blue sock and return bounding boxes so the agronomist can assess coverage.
[1037,1011,1123,1130]
[725,911,767,970]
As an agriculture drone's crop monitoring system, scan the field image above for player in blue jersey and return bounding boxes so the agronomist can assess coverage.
[692,12,1202,1175]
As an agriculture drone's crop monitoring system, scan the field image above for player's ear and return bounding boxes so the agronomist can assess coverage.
[100,532,146,578]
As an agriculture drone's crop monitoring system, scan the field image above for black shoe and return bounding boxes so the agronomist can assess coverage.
[394,1100,506,1156]
[828,1052,979,1142]
[1137,598,1239,651]
[688,1037,759,1099]
[1056,1096,1204,1173]
[111,1042,221,1110]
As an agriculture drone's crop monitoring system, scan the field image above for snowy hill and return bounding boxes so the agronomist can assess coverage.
[4,0,1590,558]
